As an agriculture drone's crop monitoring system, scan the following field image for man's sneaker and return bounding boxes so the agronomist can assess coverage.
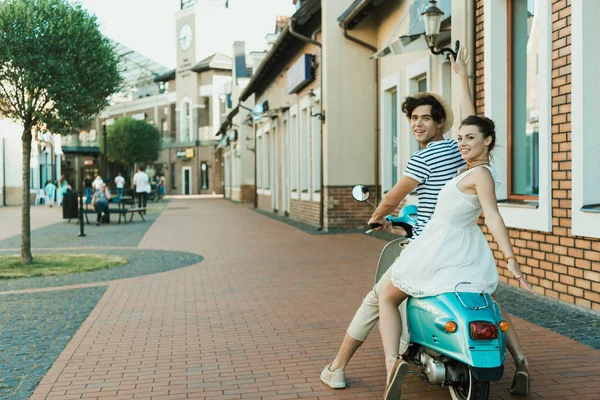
[510,358,530,395]
[320,364,346,389]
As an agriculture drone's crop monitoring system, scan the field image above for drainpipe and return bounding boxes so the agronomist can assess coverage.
[289,19,326,230]
[343,29,380,205]
[471,0,477,108]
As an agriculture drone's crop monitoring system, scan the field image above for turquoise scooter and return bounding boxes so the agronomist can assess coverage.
[352,185,508,400]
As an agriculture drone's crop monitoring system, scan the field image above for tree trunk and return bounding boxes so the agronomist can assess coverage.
[21,126,33,265]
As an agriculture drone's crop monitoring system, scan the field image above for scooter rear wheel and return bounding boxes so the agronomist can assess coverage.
[448,368,490,400]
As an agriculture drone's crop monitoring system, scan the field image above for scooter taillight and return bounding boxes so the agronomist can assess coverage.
[469,321,498,340]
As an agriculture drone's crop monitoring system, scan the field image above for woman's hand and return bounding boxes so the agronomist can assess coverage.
[507,259,534,293]
[451,45,469,79]
[367,216,390,232]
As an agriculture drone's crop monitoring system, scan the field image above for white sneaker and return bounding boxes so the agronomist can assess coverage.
[320,363,346,389]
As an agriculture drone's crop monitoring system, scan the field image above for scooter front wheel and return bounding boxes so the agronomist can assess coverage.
[448,368,490,400]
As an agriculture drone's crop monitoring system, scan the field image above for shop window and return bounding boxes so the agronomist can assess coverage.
[290,114,298,191]
[300,108,309,193]
[170,163,176,190]
[312,100,321,193]
[508,0,539,198]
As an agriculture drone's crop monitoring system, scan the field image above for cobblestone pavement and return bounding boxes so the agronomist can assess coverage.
[0,202,206,400]
[0,287,107,400]
[24,199,599,400]
[0,249,202,293]
[0,206,64,241]
[0,202,170,250]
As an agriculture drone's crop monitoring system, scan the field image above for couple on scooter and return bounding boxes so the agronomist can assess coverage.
[320,46,534,399]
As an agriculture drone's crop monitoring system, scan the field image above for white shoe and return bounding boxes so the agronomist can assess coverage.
[320,364,346,389]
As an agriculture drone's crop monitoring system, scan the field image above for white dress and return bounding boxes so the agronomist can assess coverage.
[391,166,499,297]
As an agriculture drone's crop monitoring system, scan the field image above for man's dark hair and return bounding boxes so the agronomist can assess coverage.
[401,95,446,123]
[460,115,496,152]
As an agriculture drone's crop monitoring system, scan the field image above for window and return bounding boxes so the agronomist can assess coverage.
[300,108,309,192]
[312,100,321,193]
[290,114,298,191]
[257,136,263,189]
[390,90,399,188]
[263,132,270,189]
[409,76,428,155]
[180,101,190,142]
[509,0,539,197]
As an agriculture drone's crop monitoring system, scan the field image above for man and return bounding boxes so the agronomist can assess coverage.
[321,46,529,396]
[133,166,150,209]
[91,183,111,226]
[114,172,125,198]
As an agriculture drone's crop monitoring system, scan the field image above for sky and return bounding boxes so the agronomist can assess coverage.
[73,0,297,69]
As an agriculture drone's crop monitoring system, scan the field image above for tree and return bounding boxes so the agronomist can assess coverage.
[102,117,162,170]
[0,0,121,264]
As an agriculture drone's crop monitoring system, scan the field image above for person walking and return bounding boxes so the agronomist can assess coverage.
[44,180,57,207]
[57,176,69,206]
[133,167,150,210]
[114,172,125,198]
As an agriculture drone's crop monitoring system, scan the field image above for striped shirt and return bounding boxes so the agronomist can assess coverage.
[404,139,466,237]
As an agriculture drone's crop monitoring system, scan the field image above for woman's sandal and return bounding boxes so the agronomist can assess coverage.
[384,355,409,400]
[510,357,530,395]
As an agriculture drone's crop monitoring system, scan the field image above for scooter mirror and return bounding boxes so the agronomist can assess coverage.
[351,185,370,202]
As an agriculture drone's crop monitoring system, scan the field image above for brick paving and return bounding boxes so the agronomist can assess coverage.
[21,199,600,400]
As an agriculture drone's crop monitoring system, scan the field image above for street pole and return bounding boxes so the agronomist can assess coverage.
[78,188,86,237]
[103,123,108,181]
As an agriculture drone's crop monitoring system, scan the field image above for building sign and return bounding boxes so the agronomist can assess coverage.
[83,158,95,166]
[132,112,147,121]
[176,148,195,159]
[287,54,314,94]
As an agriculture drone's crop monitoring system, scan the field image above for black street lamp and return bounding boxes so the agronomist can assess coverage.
[102,122,108,181]
[421,0,459,59]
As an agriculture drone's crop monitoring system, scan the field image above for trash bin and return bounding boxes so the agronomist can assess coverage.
[62,190,79,219]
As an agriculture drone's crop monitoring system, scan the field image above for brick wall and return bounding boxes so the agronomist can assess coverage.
[4,187,22,206]
[240,184,255,203]
[324,186,374,230]
[476,0,599,312]
[290,198,319,226]
[257,193,271,211]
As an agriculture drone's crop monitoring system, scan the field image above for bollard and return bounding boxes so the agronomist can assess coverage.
[78,189,86,237]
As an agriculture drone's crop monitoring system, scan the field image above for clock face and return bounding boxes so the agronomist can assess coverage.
[179,24,193,51]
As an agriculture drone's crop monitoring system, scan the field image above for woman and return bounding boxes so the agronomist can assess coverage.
[91,183,112,226]
[378,50,533,400]
[57,176,69,206]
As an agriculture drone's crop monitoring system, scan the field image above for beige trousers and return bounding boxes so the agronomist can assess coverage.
[346,240,410,342]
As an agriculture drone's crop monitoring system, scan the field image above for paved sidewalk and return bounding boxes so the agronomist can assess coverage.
[0,205,64,241]
[30,199,600,400]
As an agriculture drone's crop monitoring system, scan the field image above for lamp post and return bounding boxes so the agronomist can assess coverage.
[421,0,459,59]
[102,123,108,181]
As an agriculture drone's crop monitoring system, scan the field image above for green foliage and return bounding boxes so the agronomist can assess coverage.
[0,0,122,133]
[102,117,162,166]
[0,254,127,278]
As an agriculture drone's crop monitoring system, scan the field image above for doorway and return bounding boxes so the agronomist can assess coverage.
[182,166,192,195]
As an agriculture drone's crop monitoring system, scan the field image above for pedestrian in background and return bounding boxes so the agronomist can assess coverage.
[133,166,149,210]
[82,176,92,204]
[92,175,104,193]
[91,183,112,226]
[44,180,57,207]
[157,175,166,201]
[57,175,69,206]
[114,172,125,198]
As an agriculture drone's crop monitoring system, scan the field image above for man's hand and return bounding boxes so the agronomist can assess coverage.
[367,216,390,232]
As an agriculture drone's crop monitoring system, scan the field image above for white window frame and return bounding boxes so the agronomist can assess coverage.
[311,89,321,203]
[380,72,402,193]
[290,104,300,200]
[572,0,600,238]
[299,96,311,201]
[404,56,431,158]
[257,122,271,195]
[484,0,552,232]
[179,97,193,143]
[281,113,291,212]
[271,124,278,210]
